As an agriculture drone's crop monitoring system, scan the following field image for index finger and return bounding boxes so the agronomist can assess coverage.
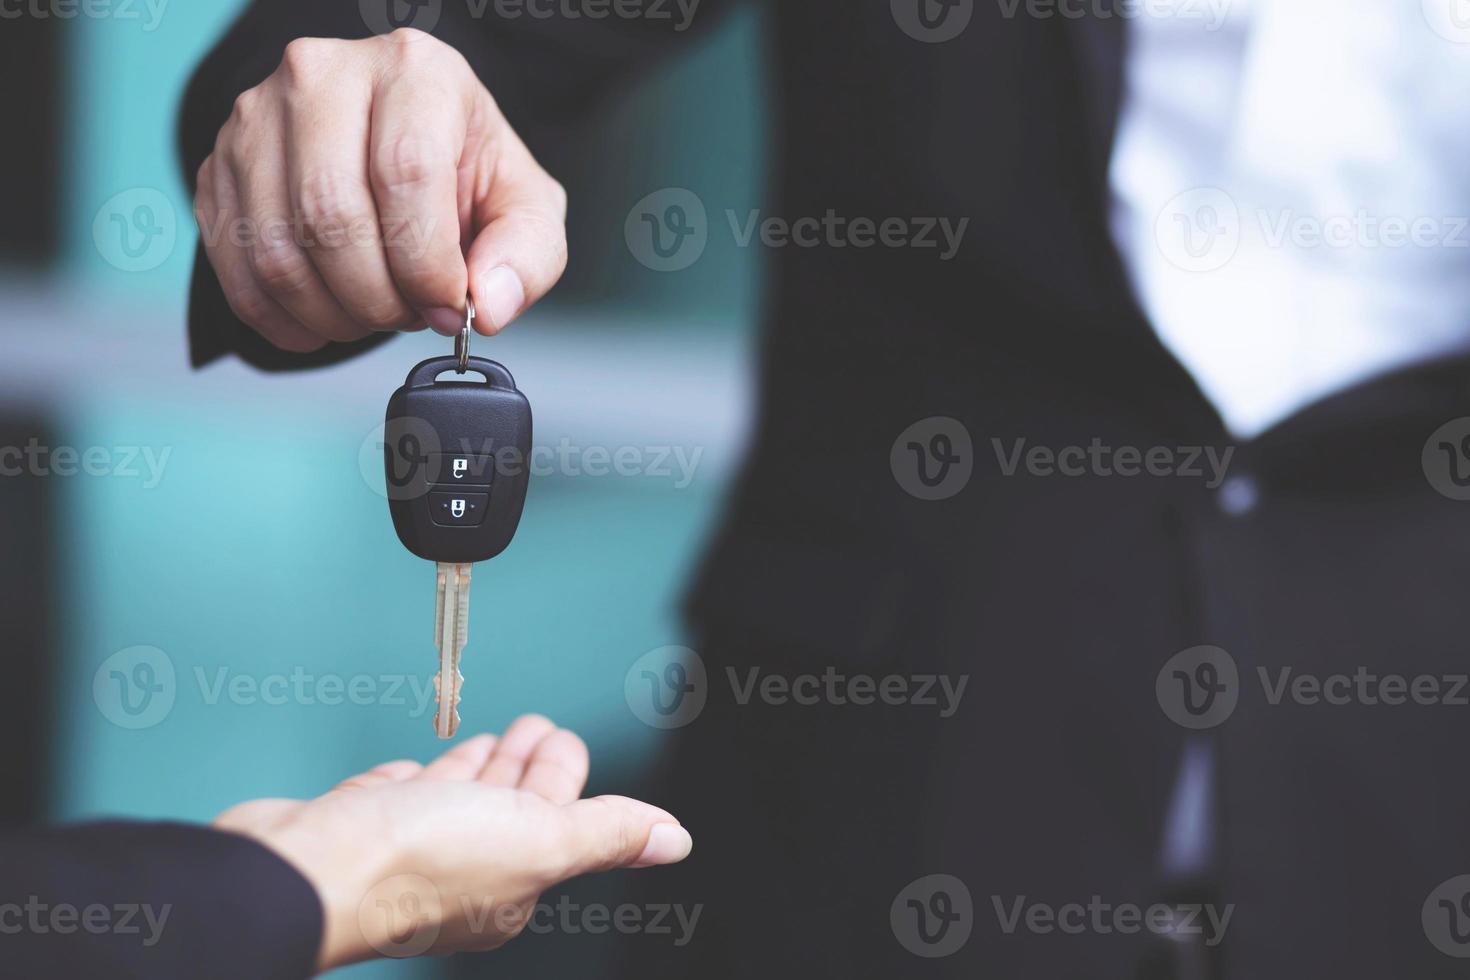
[516,728,590,805]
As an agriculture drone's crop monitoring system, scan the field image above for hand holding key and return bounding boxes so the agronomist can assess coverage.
[193,29,568,350]
[215,715,692,973]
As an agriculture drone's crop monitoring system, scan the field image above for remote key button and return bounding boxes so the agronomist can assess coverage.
[429,453,495,487]
[429,491,490,527]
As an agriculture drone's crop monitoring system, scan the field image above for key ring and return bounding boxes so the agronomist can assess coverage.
[455,298,475,373]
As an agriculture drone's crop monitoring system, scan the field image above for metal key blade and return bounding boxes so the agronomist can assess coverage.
[432,561,472,739]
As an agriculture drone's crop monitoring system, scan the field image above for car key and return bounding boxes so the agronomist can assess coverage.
[384,307,532,738]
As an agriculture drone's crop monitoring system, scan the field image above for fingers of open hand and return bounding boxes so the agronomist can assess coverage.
[475,713,559,788]
[515,727,590,805]
[329,758,425,794]
[419,732,498,781]
[417,716,586,798]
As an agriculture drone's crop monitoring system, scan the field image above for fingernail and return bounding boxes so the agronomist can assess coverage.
[635,823,693,867]
[476,266,525,333]
[424,307,465,336]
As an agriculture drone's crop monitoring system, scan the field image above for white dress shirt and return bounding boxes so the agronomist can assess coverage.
[1109,0,1470,437]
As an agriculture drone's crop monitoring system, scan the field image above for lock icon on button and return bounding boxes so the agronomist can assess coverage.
[450,499,467,518]
[452,458,468,479]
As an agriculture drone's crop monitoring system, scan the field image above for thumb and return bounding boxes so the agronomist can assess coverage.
[556,795,693,878]
[465,129,569,336]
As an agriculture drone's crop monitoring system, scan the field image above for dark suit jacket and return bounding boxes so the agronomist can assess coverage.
[178,0,1210,665]
[176,4,1470,979]
[1,821,320,977]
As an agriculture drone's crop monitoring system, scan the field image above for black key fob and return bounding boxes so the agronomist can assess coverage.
[384,355,532,564]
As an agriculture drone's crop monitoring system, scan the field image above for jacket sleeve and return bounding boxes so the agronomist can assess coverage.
[0,820,322,979]
[178,0,739,371]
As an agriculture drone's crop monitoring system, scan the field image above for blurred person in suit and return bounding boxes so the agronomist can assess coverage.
[180,1,1470,976]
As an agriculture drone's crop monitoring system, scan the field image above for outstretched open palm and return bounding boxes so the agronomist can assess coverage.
[215,714,692,972]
